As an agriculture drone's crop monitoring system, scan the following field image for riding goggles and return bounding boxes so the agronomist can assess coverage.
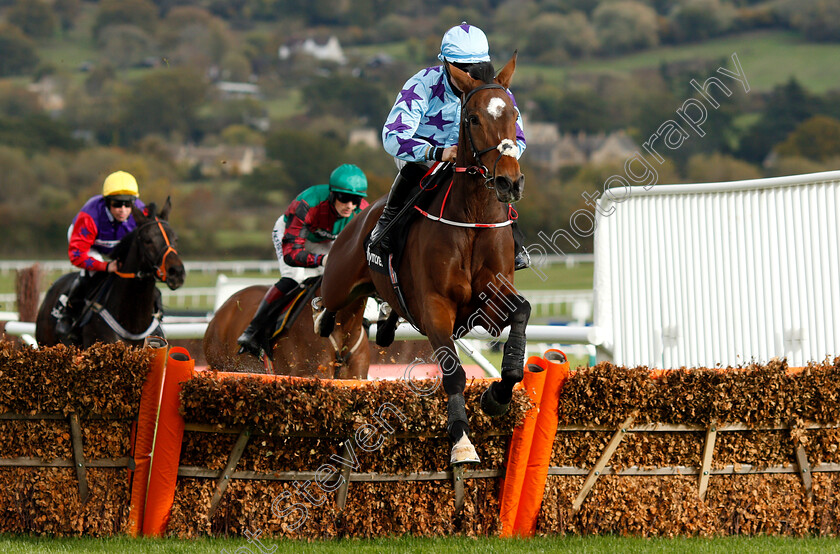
[334,192,362,205]
[108,199,135,208]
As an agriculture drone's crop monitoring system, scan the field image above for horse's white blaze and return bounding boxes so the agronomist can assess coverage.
[487,97,505,119]
[497,138,518,158]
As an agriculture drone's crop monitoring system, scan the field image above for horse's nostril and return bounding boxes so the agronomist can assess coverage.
[167,265,186,288]
[495,176,513,192]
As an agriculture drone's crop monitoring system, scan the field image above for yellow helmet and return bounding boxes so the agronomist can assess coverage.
[102,171,139,199]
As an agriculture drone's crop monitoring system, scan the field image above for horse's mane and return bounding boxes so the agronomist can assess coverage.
[109,202,158,262]
[449,61,496,88]
[109,228,137,262]
[466,61,495,84]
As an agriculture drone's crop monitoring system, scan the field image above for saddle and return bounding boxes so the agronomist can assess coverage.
[265,276,322,345]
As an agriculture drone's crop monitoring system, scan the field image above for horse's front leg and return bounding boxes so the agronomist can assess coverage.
[481,294,531,416]
[423,296,480,465]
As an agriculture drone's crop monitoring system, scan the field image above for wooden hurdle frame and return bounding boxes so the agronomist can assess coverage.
[177,423,508,519]
[557,418,837,511]
[0,412,134,503]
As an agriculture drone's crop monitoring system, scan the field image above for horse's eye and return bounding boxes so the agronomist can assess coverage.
[468,114,480,126]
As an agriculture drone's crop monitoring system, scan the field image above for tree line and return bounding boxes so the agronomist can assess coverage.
[0,0,838,258]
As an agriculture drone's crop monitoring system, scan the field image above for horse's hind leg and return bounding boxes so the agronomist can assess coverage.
[481,295,531,416]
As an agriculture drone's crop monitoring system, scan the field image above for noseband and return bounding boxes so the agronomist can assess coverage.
[457,83,518,188]
[115,218,178,282]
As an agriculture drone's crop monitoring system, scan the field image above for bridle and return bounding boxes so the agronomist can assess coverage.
[414,82,521,228]
[114,218,178,282]
[456,83,518,189]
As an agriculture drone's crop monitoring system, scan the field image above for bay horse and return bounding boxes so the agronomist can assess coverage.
[203,284,369,377]
[316,56,530,464]
[35,199,186,348]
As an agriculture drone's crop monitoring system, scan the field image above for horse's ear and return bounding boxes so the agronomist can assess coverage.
[159,196,172,221]
[495,51,517,90]
[447,61,481,96]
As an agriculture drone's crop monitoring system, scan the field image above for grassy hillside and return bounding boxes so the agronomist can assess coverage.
[33,17,840,96]
[516,30,840,93]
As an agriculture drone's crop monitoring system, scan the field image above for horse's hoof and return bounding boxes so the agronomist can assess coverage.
[480,383,510,417]
[450,433,480,465]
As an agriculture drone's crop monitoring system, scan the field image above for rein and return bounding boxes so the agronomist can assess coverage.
[419,82,519,228]
[114,219,178,282]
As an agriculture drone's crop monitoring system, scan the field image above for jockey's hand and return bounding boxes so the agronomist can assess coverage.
[106,260,119,273]
[442,146,457,162]
[320,254,328,267]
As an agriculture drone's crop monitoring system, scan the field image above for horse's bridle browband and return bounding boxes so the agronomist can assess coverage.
[459,83,514,187]
[114,218,178,282]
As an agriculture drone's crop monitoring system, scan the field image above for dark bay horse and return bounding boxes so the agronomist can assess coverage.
[316,56,530,464]
[35,199,185,348]
[203,284,370,377]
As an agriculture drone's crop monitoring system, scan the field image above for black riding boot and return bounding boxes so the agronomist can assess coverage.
[369,164,425,255]
[237,278,299,357]
[54,274,86,338]
[512,222,531,270]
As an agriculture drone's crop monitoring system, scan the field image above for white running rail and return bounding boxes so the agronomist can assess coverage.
[594,169,840,368]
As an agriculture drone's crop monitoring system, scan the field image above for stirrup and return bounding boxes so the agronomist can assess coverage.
[514,249,531,271]
[51,294,69,319]
[237,330,261,357]
[237,343,261,357]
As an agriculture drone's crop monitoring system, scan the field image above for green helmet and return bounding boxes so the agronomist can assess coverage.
[329,164,368,197]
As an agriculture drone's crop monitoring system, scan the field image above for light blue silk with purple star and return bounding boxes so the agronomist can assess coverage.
[381,65,526,164]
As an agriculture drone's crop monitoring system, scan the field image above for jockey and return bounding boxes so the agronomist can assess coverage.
[237,164,369,357]
[53,170,147,338]
[373,22,530,269]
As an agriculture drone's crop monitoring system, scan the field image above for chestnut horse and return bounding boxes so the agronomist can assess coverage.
[203,284,369,377]
[36,199,186,348]
[315,56,530,464]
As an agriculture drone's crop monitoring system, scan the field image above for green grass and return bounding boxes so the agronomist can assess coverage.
[37,39,98,72]
[1,262,593,316]
[0,262,594,296]
[263,88,305,120]
[514,262,593,291]
[517,30,840,93]
[35,2,98,72]
[213,230,273,250]
[2,535,840,553]
[346,41,414,62]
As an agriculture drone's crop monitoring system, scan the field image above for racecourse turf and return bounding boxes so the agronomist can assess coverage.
[2,535,840,553]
